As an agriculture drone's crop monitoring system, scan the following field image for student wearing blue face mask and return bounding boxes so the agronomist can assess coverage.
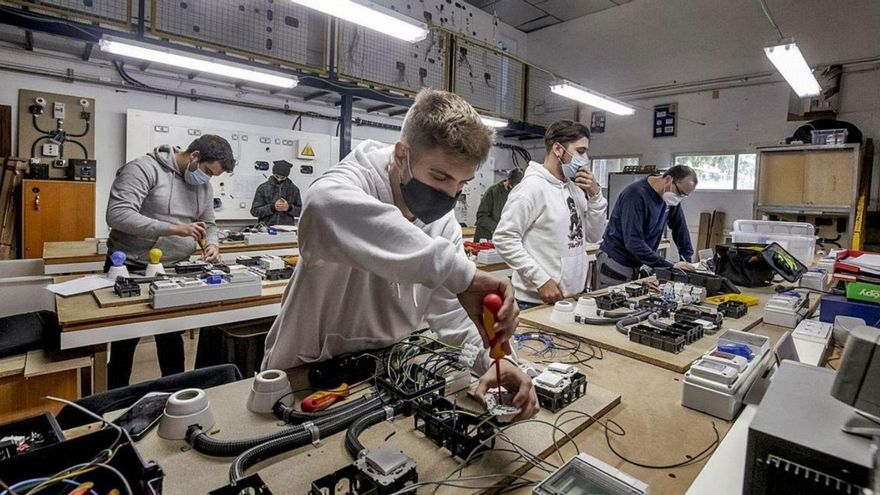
[494,120,608,309]
[104,134,235,389]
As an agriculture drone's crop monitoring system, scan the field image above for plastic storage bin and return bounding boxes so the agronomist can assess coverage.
[731,220,817,265]
[811,128,848,145]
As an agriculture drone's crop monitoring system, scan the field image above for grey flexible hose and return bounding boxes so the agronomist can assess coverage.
[615,310,653,336]
[647,312,669,330]
[229,399,388,483]
[188,394,383,457]
[344,403,403,460]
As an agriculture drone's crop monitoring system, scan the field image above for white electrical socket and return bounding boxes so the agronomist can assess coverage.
[53,102,65,119]
[42,143,60,157]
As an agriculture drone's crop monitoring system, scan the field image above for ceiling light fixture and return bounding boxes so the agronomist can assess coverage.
[549,80,635,116]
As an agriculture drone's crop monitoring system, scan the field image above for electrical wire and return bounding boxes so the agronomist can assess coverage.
[757,0,785,41]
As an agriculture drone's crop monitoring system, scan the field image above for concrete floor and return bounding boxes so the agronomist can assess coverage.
[129,331,200,385]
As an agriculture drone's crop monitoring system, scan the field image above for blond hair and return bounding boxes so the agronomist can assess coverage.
[401,88,495,165]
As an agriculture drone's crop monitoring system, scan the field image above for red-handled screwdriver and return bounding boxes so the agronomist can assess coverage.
[482,293,506,397]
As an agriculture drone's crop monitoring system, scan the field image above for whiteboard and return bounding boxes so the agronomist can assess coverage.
[126,109,333,220]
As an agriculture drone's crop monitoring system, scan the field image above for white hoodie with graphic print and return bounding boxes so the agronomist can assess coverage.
[494,161,608,304]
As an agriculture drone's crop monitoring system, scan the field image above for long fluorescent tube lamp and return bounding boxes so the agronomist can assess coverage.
[291,0,429,43]
[480,116,509,128]
[764,41,821,98]
[549,80,635,116]
[99,39,298,88]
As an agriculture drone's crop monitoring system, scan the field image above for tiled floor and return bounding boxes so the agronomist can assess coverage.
[129,330,201,385]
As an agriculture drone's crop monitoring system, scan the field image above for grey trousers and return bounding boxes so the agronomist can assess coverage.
[596,251,639,289]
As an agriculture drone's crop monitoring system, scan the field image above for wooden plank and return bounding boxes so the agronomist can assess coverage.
[121,369,619,495]
[697,212,712,251]
[803,149,855,207]
[519,285,778,374]
[0,369,79,424]
[0,354,26,379]
[24,349,92,378]
[757,152,805,206]
[708,210,726,251]
[57,279,287,330]
[93,283,151,307]
[43,240,100,261]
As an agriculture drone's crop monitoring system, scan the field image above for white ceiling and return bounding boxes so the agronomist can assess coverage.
[466,0,633,32]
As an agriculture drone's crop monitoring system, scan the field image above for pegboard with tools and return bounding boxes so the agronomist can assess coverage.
[526,66,578,127]
[453,37,524,121]
[126,109,333,221]
[17,90,95,181]
[337,23,448,95]
[151,0,328,73]
[5,0,131,26]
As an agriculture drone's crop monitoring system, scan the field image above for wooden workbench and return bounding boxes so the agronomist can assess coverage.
[56,278,288,391]
[520,285,777,374]
[42,239,299,275]
[113,365,620,495]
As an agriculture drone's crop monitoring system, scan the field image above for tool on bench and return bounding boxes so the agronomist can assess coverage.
[482,293,506,400]
[301,384,350,412]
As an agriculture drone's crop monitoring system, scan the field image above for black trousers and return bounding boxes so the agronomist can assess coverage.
[103,255,186,390]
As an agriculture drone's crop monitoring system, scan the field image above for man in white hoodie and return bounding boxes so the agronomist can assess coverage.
[494,120,607,308]
[262,89,538,420]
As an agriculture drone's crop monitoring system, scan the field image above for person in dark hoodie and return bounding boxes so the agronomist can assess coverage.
[104,134,236,389]
[250,161,302,226]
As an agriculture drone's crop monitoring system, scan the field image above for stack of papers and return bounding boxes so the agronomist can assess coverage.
[847,253,880,275]
[46,275,114,296]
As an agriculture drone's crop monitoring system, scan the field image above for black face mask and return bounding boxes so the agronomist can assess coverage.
[400,153,459,224]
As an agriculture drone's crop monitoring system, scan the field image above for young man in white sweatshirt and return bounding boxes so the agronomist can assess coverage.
[494,120,608,308]
[262,89,538,420]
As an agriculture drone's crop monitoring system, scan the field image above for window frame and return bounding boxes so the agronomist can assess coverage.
[671,151,756,191]
[589,154,642,188]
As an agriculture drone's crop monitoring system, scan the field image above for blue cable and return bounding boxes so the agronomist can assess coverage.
[2,477,99,495]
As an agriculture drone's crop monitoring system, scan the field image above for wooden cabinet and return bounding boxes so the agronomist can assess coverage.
[754,144,863,248]
[21,179,95,258]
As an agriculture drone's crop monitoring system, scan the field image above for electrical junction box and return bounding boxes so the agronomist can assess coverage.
[53,102,65,119]
[791,319,833,345]
[41,143,59,157]
[763,292,809,328]
[681,329,771,420]
[532,453,648,495]
[149,271,261,309]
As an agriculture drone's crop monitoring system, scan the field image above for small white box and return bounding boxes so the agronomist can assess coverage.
[763,292,809,328]
[546,362,577,377]
[792,319,833,345]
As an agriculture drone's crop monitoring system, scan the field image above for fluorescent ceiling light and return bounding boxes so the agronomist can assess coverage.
[549,80,635,116]
[291,0,429,43]
[480,115,509,128]
[99,39,298,88]
[764,41,822,97]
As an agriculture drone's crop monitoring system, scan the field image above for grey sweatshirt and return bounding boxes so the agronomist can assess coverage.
[106,146,218,264]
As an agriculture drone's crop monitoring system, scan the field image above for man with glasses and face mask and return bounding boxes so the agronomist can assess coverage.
[596,165,698,289]
[262,89,539,421]
[104,134,236,388]
[493,120,607,309]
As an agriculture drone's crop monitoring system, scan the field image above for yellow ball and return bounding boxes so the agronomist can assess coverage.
[149,247,163,264]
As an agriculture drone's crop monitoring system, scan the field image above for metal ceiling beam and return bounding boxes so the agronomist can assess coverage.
[303,90,331,101]
[366,104,394,113]
[335,97,360,106]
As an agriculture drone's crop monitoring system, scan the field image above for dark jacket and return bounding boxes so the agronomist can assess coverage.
[250,177,302,226]
[600,178,693,268]
[474,180,510,242]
